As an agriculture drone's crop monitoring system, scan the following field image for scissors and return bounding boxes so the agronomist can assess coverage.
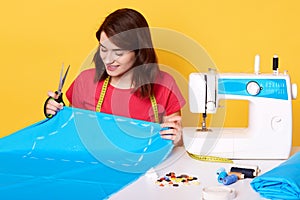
[43,64,70,118]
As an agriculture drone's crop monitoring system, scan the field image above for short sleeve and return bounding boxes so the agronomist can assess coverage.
[64,68,98,110]
[66,82,74,105]
[154,71,186,116]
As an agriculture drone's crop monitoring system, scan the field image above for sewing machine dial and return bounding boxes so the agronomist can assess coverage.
[246,81,261,96]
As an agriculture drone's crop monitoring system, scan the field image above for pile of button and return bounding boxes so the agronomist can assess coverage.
[156,172,200,187]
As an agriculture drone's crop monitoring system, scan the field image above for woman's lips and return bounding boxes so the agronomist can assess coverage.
[106,64,119,71]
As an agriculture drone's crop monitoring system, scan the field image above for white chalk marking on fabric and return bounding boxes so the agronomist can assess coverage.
[36,136,45,140]
[75,160,85,163]
[138,155,144,162]
[48,131,58,136]
[45,157,55,161]
[88,114,97,118]
[116,118,126,122]
[61,122,68,128]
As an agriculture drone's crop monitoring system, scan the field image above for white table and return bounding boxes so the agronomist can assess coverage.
[109,146,299,200]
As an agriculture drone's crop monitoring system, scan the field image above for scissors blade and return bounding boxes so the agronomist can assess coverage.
[57,64,70,93]
[57,63,64,92]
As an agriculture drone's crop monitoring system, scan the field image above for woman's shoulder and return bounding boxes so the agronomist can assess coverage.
[73,68,96,82]
[78,68,96,77]
[156,70,176,84]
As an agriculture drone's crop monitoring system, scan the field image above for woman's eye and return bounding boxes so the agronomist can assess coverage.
[115,50,124,56]
[100,47,107,53]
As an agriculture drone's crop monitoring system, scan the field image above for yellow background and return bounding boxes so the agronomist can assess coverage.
[1,0,299,146]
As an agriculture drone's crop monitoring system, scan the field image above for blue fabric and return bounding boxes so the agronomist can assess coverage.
[0,107,173,200]
[251,152,300,200]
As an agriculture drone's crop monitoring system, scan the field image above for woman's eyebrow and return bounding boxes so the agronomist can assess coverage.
[100,43,123,51]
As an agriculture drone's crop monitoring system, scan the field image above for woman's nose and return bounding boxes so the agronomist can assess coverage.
[102,51,116,64]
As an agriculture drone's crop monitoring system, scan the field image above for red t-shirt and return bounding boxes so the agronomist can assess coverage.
[66,68,186,122]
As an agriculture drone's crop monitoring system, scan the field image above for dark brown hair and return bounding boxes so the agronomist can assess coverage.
[93,8,159,98]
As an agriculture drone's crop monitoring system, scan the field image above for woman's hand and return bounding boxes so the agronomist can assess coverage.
[44,91,64,116]
[160,112,183,146]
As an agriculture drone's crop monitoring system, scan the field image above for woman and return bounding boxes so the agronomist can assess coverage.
[45,8,186,146]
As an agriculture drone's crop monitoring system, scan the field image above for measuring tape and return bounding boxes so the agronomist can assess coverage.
[96,76,159,123]
[187,152,233,163]
[96,76,110,112]
[149,93,159,123]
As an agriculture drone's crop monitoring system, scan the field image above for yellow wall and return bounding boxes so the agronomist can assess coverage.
[1,0,299,146]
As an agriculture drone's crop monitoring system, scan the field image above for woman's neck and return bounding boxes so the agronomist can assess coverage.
[109,71,133,89]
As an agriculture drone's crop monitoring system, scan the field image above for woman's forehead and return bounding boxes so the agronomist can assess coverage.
[99,32,121,49]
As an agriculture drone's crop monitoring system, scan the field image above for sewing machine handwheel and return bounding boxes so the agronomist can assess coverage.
[246,81,261,96]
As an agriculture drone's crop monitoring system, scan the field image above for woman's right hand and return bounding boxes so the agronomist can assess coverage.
[44,91,64,116]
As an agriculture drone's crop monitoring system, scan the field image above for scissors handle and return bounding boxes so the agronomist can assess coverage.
[43,91,65,118]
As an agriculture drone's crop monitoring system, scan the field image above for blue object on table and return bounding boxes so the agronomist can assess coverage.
[0,107,173,200]
[251,152,300,200]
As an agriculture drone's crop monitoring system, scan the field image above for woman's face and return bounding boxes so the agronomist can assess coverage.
[99,31,136,78]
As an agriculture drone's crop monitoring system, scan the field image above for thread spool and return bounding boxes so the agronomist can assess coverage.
[216,167,226,175]
[273,54,279,75]
[228,171,245,179]
[217,171,228,183]
[254,54,260,74]
[229,164,259,172]
[222,174,238,185]
[230,167,256,178]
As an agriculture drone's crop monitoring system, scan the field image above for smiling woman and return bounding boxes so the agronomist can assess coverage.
[44,8,186,146]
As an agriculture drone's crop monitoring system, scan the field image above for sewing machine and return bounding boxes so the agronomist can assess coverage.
[183,57,298,159]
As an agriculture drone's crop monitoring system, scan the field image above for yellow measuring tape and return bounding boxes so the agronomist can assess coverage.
[187,152,233,163]
[149,93,159,123]
[96,76,159,123]
[96,76,110,112]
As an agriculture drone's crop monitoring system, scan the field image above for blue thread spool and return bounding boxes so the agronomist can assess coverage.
[222,174,238,185]
[217,171,228,183]
[216,167,226,175]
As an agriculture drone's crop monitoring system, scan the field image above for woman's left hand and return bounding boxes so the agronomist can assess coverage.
[160,114,183,146]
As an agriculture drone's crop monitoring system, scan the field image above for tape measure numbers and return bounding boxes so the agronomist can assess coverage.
[149,93,159,123]
[187,152,233,163]
[96,76,110,112]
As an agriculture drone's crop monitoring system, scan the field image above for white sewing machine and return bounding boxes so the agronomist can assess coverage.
[183,56,298,159]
